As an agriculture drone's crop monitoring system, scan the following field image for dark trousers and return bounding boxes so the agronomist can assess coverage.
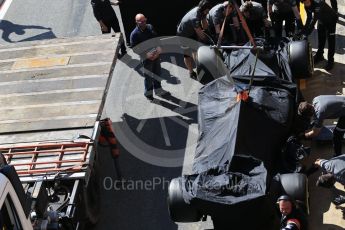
[330,0,338,12]
[102,17,127,54]
[272,11,295,37]
[333,116,345,156]
[316,21,336,62]
[142,59,162,97]
[247,19,265,38]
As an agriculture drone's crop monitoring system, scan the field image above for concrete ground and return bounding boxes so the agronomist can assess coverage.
[93,2,345,230]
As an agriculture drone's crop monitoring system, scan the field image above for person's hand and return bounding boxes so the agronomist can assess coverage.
[306,127,321,138]
[314,159,322,166]
[99,21,108,32]
[264,18,271,28]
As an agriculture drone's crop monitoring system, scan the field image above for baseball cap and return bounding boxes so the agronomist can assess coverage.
[277,195,293,202]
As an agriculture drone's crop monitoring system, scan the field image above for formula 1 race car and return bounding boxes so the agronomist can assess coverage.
[167,37,313,229]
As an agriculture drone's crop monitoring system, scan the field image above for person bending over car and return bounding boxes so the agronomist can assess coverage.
[298,95,345,157]
[301,0,338,71]
[278,195,308,230]
[240,1,271,38]
[177,0,213,79]
[207,1,240,44]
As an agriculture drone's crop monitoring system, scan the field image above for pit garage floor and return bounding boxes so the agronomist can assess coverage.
[299,1,345,229]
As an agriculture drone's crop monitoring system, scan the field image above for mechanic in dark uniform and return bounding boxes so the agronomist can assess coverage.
[298,95,345,157]
[207,1,240,43]
[130,14,168,101]
[240,1,271,37]
[268,0,303,37]
[302,0,338,71]
[278,195,308,230]
[313,155,345,205]
[177,0,213,79]
[207,1,240,44]
[91,0,127,57]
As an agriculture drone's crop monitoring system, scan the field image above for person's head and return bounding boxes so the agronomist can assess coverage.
[241,1,253,18]
[298,101,314,118]
[224,1,234,16]
[316,173,336,188]
[301,0,311,7]
[278,195,294,216]
[135,13,147,30]
[198,0,213,16]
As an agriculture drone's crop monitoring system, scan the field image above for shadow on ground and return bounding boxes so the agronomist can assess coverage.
[119,52,186,85]
[0,20,55,43]
[301,61,345,101]
[91,113,201,230]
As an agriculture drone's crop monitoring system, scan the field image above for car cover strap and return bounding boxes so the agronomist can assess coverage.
[217,7,229,47]
[233,1,256,47]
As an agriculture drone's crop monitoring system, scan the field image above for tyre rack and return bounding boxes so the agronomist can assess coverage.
[0,142,92,175]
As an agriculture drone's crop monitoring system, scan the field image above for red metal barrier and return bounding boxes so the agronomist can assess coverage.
[0,142,91,175]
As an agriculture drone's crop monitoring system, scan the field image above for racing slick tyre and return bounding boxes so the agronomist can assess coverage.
[168,178,202,222]
[280,173,309,213]
[288,40,314,79]
[196,46,226,85]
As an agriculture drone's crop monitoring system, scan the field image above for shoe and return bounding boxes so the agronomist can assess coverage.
[313,54,325,64]
[324,61,334,71]
[333,195,345,206]
[145,95,154,101]
[189,71,197,80]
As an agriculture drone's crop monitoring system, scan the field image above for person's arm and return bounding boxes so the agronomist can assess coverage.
[305,5,320,35]
[260,5,271,27]
[141,25,161,61]
[318,158,334,173]
[192,16,207,41]
[110,0,120,6]
[232,16,240,28]
[315,158,326,166]
[267,0,273,17]
[99,20,108,32]
[214,24,221,34]
[151,46,162,60]
[292,5,304,30]
[292,5,301,20]
[195,27,207,41]
[304,126,322,138]
[212,11,222,37]
[130,32,140,54]
[284,219,301,230]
